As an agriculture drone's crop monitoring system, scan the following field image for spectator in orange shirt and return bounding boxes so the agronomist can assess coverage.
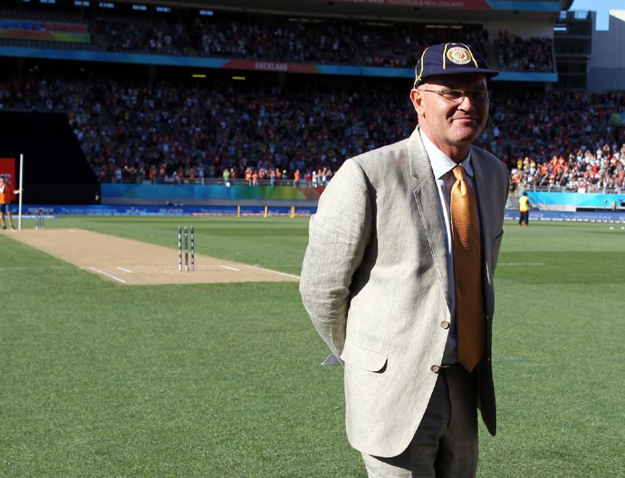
[293,169,301,187]
[0,175,21,230]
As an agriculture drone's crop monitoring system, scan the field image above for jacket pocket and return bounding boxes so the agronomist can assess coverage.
[340,340,388,372]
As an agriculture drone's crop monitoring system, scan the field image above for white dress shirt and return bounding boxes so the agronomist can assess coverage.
[419,128,479,365]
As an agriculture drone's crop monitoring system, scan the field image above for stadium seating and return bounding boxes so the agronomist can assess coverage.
[495,31,555,72]
[0,75,621,192]
[0,7,555,72]
[0,5,620,192]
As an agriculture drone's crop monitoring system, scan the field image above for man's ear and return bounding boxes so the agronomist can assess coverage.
[410,88,424,116]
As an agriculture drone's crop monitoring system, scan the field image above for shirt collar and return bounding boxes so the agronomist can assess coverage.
[419,127,473,180]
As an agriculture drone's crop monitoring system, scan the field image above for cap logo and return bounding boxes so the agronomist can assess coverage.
[446,47,471,65]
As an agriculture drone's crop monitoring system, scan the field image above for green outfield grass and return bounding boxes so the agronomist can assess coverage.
[1,218,623,477]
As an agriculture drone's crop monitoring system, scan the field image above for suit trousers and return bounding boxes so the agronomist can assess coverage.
[361,365,478,478]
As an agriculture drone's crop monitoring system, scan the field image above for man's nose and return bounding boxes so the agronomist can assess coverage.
[458,94,476,109]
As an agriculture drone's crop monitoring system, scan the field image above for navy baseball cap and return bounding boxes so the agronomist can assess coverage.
[414,42,498,87]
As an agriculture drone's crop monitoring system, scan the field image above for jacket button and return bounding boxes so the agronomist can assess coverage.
[440,320,450,329]
[431,365,440,374]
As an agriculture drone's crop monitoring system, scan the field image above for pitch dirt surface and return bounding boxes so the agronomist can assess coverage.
[5,228,300,285]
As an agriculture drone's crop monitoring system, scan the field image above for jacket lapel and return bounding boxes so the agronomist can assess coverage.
[409,128,451,310]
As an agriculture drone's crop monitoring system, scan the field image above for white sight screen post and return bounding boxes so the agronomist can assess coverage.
[18,153,24,230]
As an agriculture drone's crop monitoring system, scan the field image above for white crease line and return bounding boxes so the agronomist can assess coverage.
[499,263,545,266]
[88,267,127,284]
[220,265,240,272]
[117,267,133,273]
[246,265,300,279]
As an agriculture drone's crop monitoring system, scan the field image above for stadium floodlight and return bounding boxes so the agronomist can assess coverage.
[99,2,114,7]
[74,1,90,6]
[156,6,170,12]
[40,0,56,4]
[199,10,214,16]
[132,4,147,11]
[192,74,207,78]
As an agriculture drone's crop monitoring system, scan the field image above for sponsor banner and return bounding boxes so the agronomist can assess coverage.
[527,191,625,207]
[102,184,323,201]
[504,209,625,224]
[9,204,318,216]
[40,22,89,34]
[316,0,491,9]
[0,30,91,43]
[0,46,230,69]
[495,72,558,83]
[311,0,561,10]
[8,204,625,222]
[0,46,556,83]
[0,19,88,33]
[314,64,363,76]
[358,66,413,78]
[487,0,561,12]
[223,59,319,74]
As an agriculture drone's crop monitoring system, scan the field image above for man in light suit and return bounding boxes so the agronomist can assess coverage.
[300,43,509,477]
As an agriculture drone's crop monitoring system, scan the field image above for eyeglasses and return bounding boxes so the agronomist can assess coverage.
[420,88,492,104]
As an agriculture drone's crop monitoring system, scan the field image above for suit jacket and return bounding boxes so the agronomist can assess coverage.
[299,127,509,458]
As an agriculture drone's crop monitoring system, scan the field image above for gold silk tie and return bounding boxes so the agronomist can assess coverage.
[451,165,485,373]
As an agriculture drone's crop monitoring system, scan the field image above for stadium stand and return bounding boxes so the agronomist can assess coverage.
[0,0,622,194]
[98,16,189,55]
[189,14,357,64]
[494,31,555,72]
[356,23,489,69]
[0,6,555,72]
[0,73,622,192]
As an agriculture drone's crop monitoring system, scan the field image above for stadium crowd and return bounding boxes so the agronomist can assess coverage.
[99,17,190,56]
[0,7,554,73]
[494,31,555,72]
[100,14,553,73]
[191,16,356,65]
[487,90,625,191]
[358,24,488,69]
[508,148,625,193]
[0,75,623,192]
